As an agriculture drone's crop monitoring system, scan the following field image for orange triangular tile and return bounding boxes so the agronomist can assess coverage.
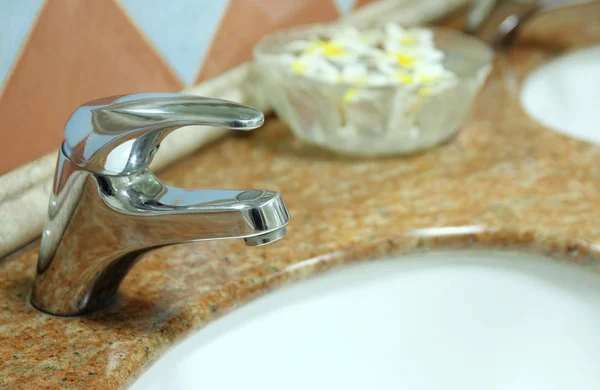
[0,0,182,174]
[195,0,340,84]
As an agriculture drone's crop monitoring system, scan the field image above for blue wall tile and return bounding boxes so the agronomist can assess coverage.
[0,0,44,88]
[120,0,229,85]
[334,0,356,14]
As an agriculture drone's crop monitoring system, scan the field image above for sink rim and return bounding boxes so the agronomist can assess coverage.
[130,248,600,390]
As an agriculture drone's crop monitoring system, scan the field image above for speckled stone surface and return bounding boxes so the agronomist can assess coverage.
[2,6,600,389]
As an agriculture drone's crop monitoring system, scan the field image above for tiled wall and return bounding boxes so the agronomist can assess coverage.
[0,0,376,175]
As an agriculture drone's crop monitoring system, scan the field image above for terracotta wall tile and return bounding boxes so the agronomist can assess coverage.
[0,0,182,174]
[354,0,377,8]
[0,0,373,174]
[195,0,340,83]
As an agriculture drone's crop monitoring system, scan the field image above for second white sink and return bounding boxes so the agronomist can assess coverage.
[521,45,600,144]
[132,250,600,390]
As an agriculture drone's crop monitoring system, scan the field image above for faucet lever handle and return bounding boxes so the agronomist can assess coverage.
[62,93,264,176]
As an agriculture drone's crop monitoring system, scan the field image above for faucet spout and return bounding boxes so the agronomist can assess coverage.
[31,94,290,316]
[104,170,289,244]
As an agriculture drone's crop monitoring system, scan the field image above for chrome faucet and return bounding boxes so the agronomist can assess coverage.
[31,93,290,316]
[466,0,595,47]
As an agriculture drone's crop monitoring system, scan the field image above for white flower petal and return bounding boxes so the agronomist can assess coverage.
[384,22,407,39]
[277,22,454,92]
[284,40,313,52]
[342,63,368,78]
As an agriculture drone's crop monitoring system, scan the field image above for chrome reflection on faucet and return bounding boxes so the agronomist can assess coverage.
[32,94,290,316]
[466,0,595,46]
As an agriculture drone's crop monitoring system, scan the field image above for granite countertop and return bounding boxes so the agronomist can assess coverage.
[2,5,600,389]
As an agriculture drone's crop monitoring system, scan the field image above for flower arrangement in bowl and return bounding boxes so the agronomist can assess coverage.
[253,22,493,156]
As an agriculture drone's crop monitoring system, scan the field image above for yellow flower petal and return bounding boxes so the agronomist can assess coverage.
[343,88,360,103]
[305,41,345,57]
[304,42,318,55]
[396,72,415,85]
[291,61,308,74]
[321,42,344,57]
[393,52,416,68]
[418,73,439,84]
[400,35,417,46]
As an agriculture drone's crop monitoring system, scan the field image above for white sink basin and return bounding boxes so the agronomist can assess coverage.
[521,45,600,144]
[132,251,600,390]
